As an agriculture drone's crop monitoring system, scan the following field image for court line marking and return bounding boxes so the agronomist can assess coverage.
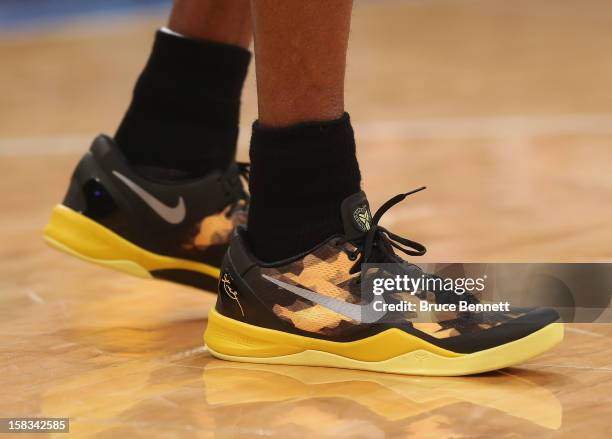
[566,326,609,338]
[526,364,612,372]
[355,113,612,141]
[3,113,612,157]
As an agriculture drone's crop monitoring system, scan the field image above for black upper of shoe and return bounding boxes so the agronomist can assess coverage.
[215,190,560,354]
[62,135,247,270]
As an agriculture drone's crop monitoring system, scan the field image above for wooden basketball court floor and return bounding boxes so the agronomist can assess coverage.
[1,1,612,437]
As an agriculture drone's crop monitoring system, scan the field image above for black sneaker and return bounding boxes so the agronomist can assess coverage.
[204,189,563,375]
[44,135,248,292]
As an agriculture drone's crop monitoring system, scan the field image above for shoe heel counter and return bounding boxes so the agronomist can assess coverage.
[216,252,250,321]
[62,152,91,212]
[215,240,290,332]
[62,151,119,220]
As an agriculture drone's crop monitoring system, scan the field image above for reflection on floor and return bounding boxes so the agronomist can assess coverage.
[203,362,562,436]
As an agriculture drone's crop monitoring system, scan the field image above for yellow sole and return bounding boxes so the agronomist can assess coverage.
[204,308,564,376]
[43,204,220,280]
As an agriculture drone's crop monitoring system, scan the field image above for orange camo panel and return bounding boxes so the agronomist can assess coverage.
[273,303,353,334]
[413,323,463,339]
[267,244,359,299]
[259,243,532,338]
[262,244,361,335]
[183,204,247,251]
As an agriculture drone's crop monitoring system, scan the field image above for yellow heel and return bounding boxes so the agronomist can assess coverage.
[43,204,220,279]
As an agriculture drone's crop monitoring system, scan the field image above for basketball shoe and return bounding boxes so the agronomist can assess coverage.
[205,189,564,375]
[44,135,248,292]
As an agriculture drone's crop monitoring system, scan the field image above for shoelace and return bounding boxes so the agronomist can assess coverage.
[237,161,250,183]
[339,187,428,274]
[339,188,482,307]
[336,188,484,309]
[236,161,251,202]
[227,162,251,217]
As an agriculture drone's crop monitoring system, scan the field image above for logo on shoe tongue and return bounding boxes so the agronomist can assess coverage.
[353,205,372,232]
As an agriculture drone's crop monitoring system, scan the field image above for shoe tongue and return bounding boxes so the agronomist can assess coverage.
[341,191,373,240]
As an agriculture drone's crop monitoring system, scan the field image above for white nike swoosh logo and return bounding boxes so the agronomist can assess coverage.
[262,275,387,323]
[112,171,186,224]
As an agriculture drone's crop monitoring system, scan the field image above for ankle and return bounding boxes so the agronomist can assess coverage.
[247,113,361,261]
[115,30,251,177]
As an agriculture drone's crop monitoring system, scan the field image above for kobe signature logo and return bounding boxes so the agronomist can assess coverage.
[221,273,244,317]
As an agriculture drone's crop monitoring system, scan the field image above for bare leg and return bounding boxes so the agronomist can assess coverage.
[250,0,353,127]
[169,0,252,49]
[247,0,360,261]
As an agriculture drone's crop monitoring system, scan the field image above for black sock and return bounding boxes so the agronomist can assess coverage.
[115,30,251,177]
[247,113,362,262]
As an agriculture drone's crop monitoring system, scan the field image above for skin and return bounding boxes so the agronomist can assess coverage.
[167,0,354,126]
[168,0,253,49]
[250,0,354,127]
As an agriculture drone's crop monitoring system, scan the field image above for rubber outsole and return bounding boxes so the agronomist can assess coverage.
[204,308,564,376]
[43,204,220,280]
